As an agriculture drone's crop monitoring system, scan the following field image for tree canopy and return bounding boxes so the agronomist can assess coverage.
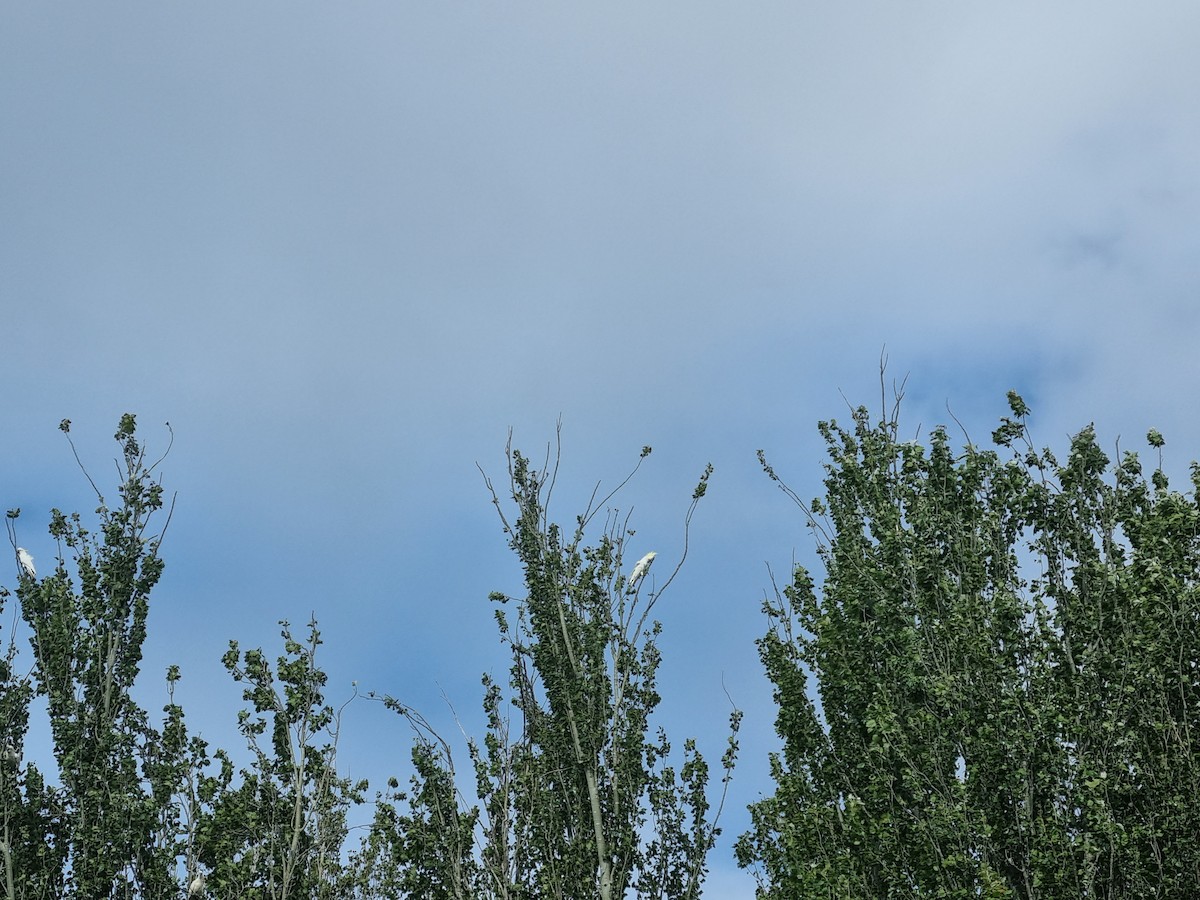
[1,418,735,899]
[738,392,1200,899]
[3,393,1200,898]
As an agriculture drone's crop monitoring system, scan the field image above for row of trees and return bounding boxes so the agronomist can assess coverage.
[1,417,736,899]
[2,393,1199,897]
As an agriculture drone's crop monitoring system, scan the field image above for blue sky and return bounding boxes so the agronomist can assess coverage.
[3,3,1200,894]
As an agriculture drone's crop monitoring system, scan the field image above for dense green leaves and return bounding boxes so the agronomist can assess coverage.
[7,415,180,897]
[362,442,737,899]
[467,446,734,900]
[15,395,1195,898]
[195,620,365,899]
[1,417,738,898]
[739,394,1200,899]
[3,419,369,898]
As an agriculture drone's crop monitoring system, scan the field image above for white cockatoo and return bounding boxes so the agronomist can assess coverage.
[16,548,35,578]
[627,551,657,590]
[188,872,206,897]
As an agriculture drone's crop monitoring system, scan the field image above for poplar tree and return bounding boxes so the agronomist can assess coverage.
[738,392,1200,898]
[3,418,367,898]
[193,619,365,899]
[5,415,184,897]
[360,438,740,899]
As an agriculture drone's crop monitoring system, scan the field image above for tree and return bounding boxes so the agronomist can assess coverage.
[346,702,479,899]
[1,416,365,899]
[4,414,187,897]
[737,391,1200,898]
[194,619,366,899]
[363,435,740,899]
[0,543,63,900]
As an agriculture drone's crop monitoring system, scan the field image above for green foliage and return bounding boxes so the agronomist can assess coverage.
[6,415,183,897]
[0,578,63,899]
[3,416,738,897]
[36,394,1200,898]
[739,393,1200,898]
[361,440,738,899]
[3,418,368,899]
[196,620,366,899]
[346,703,479,898]
[467,444,736,900]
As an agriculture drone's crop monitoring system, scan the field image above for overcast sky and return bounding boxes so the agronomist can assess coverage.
[4,3,1200,894]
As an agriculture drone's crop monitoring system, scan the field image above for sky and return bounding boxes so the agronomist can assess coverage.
[3,3,1200,895]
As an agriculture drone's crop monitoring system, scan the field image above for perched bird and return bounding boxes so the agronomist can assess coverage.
[16,548,35,578]
[627,551,657,590]
[188,872,206,897]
